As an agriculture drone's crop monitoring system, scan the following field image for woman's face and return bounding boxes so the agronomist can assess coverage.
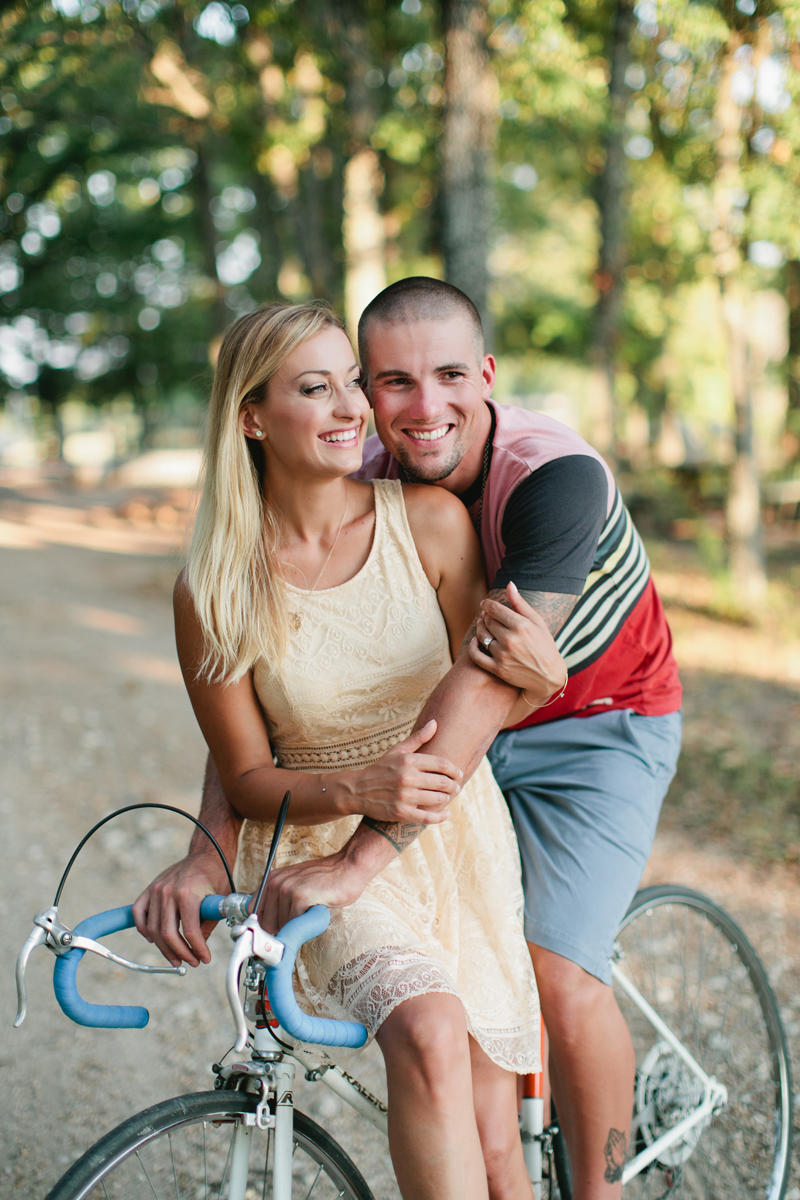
[243,325,369,482]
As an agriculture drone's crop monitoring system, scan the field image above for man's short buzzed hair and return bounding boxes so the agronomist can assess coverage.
[358,277,484,370]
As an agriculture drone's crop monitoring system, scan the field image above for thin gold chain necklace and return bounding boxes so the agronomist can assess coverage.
[281,484,350,631]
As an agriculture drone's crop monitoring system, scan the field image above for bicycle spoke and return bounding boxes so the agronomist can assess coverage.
[134,1149,161,1199]
[303,1164,324,1199]
[168,1131,179,1200]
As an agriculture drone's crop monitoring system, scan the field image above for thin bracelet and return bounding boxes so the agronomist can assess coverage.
[522,669,568,710]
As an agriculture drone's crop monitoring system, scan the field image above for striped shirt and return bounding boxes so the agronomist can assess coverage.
[356,400,682,724]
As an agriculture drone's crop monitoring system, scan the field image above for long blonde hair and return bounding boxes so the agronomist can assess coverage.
[188,301,346,682]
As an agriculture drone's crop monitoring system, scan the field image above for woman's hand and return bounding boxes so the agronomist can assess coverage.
[340,719,462,825]
[467,582,568,706]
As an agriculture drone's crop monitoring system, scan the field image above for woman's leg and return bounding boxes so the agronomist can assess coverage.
[469,1038,534,1200]
[376,993,489,1200]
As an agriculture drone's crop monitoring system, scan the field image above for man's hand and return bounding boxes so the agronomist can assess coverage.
[255,848,374,934]
[467,581,569,706]
[343,719,462,825]
[132,849,231,969]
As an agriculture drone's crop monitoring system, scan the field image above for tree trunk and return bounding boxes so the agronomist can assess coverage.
[440,0,496,342]
[293,158,339,302]
[192,144,228,336]
[338,3,386,337]
[588,0,635,463]
[785,258,800,459]
[713,29,767,605]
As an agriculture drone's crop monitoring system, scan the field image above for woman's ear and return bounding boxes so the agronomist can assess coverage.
[241,404,265,441]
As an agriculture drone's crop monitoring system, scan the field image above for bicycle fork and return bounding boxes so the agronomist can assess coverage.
[226,1058,296,1200]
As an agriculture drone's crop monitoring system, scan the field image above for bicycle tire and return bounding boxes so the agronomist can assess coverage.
[614,884,793,1200]
[45,1089,375,1200]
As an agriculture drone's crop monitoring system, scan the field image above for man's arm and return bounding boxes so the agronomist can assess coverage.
[132,755,242,967]
[363,582,574,850]
[258,583,568,929]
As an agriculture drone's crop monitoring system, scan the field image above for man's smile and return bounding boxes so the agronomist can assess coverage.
[403,424,454,443]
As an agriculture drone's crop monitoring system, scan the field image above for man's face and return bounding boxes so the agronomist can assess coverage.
[363,314,496,491]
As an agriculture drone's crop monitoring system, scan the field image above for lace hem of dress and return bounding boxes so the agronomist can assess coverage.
[275,717,415,771]
[308,947,540,1075]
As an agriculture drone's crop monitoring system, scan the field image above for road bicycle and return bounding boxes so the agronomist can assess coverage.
[14,802,794,1200]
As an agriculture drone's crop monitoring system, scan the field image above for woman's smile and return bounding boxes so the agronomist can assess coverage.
[319,425,361,446]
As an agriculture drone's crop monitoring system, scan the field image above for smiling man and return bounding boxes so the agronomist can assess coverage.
[346,278,683,1199]
[136,279,682,1200]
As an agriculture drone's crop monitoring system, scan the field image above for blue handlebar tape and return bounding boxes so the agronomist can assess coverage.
[52,906,149,1030]
[266,905,367,1049]
[199,894,227,922]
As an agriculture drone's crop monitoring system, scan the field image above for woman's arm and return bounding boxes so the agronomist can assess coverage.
[173,573,461,828]
[402,483,488,659]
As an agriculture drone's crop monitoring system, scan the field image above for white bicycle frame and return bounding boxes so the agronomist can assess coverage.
[515,955,728,1199]
[225,953,726,1200]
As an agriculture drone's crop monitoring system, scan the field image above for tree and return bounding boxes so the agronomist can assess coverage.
[440,0,496,337]
[587,0,636,465]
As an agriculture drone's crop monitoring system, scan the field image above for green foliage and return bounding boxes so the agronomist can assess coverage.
[0,0,798,476]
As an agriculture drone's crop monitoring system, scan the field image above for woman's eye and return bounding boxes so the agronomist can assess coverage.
[302,383,328,396]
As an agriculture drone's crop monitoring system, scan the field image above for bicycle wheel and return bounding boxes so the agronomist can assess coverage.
[46,1089,375,1200]
[614,885,793,1200]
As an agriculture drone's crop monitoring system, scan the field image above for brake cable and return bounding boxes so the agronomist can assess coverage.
[53,802,236,906]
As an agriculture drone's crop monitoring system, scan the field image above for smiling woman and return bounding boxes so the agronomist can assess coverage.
[137,298,542,1200]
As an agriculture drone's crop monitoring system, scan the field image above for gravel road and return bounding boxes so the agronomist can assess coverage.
[1,483,797,1197]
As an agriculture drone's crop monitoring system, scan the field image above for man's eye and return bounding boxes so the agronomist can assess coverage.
[442,372,464,380]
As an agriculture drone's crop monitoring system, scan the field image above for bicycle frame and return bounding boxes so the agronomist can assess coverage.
[610,959,727,1183]
[516,953,729,1195]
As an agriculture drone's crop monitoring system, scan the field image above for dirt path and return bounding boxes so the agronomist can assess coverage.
[0,482,797,1196]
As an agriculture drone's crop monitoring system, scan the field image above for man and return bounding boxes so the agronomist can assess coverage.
[135,278,681,1199]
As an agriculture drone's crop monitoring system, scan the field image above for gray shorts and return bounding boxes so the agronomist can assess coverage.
[486,708,682,985]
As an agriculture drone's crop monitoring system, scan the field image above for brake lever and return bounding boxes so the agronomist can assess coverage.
[14,918,50,1027]
[14,906,186,1029]
[225,915,284,1053]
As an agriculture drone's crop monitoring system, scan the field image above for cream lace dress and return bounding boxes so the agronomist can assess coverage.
[239,479,540,1073]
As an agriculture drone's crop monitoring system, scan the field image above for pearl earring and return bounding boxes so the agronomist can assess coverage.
[255,430,264,438]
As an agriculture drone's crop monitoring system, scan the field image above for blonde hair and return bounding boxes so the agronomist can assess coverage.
[187,301,346,682]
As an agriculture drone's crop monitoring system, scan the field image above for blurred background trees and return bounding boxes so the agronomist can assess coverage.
[1,0,800,604]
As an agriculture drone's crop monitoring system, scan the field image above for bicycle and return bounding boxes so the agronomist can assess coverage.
[14,806,794,1200]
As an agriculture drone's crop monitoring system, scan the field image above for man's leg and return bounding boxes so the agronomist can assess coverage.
[530,946,634,1199]
[486,709,683,1200]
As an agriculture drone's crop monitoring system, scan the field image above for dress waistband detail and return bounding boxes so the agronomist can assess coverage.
[274,717,415,771]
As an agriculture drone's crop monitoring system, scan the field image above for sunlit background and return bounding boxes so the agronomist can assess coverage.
[2,3,800,1193]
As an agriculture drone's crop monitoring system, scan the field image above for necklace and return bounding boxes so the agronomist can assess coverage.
[282,485,350,631]
[473,434,492,538]
[398,433,492,536]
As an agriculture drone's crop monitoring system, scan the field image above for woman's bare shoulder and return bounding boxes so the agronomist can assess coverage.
[402,482,472,533]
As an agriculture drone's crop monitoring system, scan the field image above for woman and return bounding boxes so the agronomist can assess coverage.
[173,301,540,1200]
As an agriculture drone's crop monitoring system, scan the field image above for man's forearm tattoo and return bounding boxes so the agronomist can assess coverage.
[603,1127,627,1184]
[462,587,578,651]
[361,817,424,854]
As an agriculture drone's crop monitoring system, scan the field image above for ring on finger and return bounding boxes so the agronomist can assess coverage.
[482,636,495,649]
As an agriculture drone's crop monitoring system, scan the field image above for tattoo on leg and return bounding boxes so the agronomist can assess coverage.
[361,817,423,854]
[603,1127,627,1184]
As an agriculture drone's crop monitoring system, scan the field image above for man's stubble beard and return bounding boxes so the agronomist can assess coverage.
[393,436,466,484]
